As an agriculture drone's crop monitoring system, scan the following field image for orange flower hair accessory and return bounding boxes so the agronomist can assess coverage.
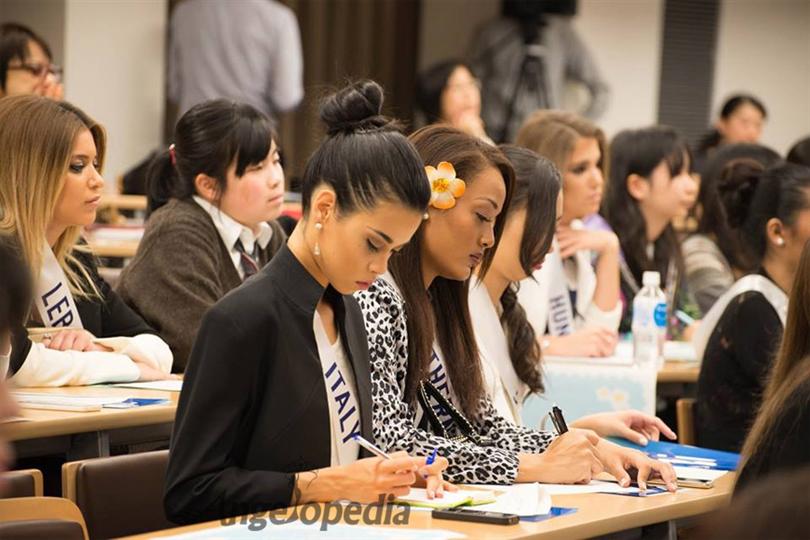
[425,161,466,210]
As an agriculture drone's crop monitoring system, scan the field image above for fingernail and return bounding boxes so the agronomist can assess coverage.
[427,489,434,499]
[639,436,648,445]
[620,478,629,487]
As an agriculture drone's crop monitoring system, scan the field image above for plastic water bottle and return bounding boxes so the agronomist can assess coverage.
[632,271,667,368]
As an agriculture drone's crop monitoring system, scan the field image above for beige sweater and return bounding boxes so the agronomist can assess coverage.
[117,199,286,371]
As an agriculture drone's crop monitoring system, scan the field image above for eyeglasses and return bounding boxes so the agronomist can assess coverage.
[7,62,63,79]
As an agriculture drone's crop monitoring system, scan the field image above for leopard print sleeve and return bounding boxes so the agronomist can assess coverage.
[472,395,556,454]
[355,278,521,485]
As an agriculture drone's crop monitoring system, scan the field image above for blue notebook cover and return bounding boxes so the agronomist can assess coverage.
[103,398,171,409]
[520,507,577,522]
[608,438,740,470]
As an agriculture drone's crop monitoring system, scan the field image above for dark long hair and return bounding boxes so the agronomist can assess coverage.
[695,143,780,272]
[719,162,810,266]
[603,126,691,286]
[301,80,429,216]
[499,145,561,395]
[741,240,810,474]
[147,99,276,214]
[389,125,515,419]
[697,94,767,153]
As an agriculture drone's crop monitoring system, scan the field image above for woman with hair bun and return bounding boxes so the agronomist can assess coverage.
[164,80,449,525]
[694,162,810,452]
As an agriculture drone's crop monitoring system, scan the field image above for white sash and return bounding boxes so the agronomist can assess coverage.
[314,312,360,466]
[546,247,576,336]
[692,274,788,361]
[470,281,526,413]
[34,242,84,329]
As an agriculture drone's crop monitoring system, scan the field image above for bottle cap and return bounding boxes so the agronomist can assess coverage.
[642,271,661,287]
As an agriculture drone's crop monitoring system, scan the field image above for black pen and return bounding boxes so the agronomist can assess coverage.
[551,404,568,435]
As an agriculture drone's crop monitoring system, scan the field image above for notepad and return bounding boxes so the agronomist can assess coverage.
[12,392,169,412]
[110,379,183,392]
[395,488,496,509]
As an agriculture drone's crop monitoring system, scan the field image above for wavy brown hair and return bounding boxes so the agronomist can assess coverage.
[389,125,515,419]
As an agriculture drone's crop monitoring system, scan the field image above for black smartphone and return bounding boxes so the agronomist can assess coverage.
[431,507,519,525]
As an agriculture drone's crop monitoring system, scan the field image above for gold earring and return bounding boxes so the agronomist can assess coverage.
[314,222,323,256]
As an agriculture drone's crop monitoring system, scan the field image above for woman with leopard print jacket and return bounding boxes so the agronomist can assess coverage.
[356,127,677,489]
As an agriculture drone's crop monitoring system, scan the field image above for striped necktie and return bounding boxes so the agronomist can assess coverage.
[234,239,260,279]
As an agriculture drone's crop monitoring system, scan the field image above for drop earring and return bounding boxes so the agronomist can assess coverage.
[314,222,323,256]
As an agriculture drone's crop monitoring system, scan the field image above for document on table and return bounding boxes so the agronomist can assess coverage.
[110,379,183,392]
[395,488,496,509]
[470,483,552,516]
[160,522,464,539]
[12,392,130,411]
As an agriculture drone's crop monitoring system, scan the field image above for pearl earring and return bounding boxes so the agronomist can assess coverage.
[776,237,785,247]
[314,222,323,256]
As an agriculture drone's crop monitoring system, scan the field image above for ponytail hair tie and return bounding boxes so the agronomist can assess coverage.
[169,143,177,166]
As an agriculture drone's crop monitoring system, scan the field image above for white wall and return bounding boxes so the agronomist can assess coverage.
[573,0,664,138]
[63,0,167,189]
[713,0,810,154]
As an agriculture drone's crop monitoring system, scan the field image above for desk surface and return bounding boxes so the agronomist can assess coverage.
[658,362,699,384]
[3,385,178,442]
[124,474,733,540]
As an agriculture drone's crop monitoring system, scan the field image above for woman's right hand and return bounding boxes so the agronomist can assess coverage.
[517,429,604,484]
[544,327,618,358]
[337,451,423,503]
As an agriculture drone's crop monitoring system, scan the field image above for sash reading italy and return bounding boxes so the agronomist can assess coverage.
[34,242,84,329]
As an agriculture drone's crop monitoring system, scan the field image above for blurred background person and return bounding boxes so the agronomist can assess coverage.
[469,0,608,143]
[0,22,62,100]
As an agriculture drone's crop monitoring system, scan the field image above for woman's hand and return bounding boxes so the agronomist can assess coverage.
[517,429,604,484]
[594,440,678,492]
[572,411,677,446]
[556,227,619,259]
[544,328,618,358]
[414,455,457,499]
[44,329,109,352]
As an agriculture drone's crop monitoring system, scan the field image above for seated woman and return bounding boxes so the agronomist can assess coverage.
[0,96,172,386]
[0,22,62,99]
[694,162,810,452]
[514,110,621,357]
[468,145,676,447]
[416,59,493,144]
[0,237,29,492]
[164,81,449,525]
[683,143,780,314]
[356,125,676,489]
[602,126,701,338]
[735,240,810,493]
[118,100,286,372]
[693,94,767,175]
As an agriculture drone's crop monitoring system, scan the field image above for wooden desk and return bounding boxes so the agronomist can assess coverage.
[658,362,699,384]
[125,474,734,539]
[4,385,178,460]
[99,194,148,212]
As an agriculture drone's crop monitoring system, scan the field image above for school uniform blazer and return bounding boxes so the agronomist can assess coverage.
[164,245,373,525]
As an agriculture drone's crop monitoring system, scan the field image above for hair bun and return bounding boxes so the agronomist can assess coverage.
[718,158,764,229]
[320,80,394,136]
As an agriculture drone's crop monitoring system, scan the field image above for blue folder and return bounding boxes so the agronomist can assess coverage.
[608,438,740,470]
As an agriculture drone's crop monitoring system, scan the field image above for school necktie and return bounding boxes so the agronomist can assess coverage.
[234,239,260,280]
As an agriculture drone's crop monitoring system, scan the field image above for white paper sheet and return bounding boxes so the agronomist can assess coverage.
[110,379,183,392]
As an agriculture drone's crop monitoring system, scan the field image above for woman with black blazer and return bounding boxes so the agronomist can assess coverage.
[164,81,448,525]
